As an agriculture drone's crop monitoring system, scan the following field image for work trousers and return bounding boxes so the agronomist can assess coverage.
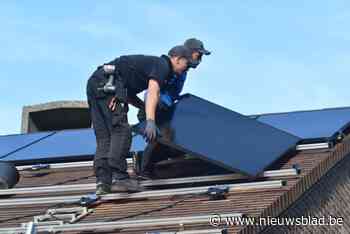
[86,76,132,184]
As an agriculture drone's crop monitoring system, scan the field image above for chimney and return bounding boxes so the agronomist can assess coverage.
[21,101,91,133]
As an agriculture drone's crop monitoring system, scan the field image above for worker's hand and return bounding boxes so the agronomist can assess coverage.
[143,119,158,143]
[108,97,117,111]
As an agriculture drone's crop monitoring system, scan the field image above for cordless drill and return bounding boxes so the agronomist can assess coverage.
[97,65,116,93]
[98,64,128,104]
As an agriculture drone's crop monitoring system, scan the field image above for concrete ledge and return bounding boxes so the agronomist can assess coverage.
[21,101,90,133]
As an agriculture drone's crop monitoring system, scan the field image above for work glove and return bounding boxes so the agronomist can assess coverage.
[143,119,158,143]
[159,93,173,110]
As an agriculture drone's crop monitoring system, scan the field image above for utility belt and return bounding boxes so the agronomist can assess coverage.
[96,64,128,105]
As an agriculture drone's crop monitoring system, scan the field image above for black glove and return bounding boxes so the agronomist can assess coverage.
[143,119,158,143]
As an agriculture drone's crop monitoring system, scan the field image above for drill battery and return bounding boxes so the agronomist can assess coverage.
[97,64,127,103]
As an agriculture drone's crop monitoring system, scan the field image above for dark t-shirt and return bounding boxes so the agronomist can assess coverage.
[109,54,173,96]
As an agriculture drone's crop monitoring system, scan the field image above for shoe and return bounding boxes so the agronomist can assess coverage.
[111,178,144,193]
[96,182,111,195]
[137,171,153,180]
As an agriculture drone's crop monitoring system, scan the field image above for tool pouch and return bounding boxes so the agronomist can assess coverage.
[111,102,129,127]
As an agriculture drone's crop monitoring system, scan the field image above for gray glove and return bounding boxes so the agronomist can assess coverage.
[143,120,158,143]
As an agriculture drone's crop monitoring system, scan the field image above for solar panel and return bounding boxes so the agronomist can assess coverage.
[140,94,300,176]
[0,131,55,158]
[256,107,350,142]
[4,129,146,165]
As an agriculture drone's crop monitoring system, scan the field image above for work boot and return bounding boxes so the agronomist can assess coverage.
[137,170,154,181]
[111,178,144,193]
[96,182,111,195]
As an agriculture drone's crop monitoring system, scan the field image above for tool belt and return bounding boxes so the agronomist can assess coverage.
[96,64,128,104]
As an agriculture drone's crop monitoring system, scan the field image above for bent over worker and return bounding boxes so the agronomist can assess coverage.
[137,38,211,179]
[86,46,192,195]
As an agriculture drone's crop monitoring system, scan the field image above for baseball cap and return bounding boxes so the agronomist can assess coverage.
[184,38,211,55]
[168,45,192,61]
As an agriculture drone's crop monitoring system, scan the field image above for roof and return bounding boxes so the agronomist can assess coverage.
[1,134,349,233]
[2,96,350,233]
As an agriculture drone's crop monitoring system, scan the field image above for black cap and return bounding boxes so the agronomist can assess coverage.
[168,45,192,61]
[184,38,211,55]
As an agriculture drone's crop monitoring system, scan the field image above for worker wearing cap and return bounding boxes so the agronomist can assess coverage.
[137,38,211,120]
[86,46,192,195]
[137,38,211,179]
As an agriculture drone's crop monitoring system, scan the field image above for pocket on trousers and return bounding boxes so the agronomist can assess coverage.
[112,112,128,127]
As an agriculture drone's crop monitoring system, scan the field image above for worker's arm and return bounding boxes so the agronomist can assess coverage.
[127,95,145,110]
[145,79,160,121]
[109,93,144,112]
[143,79,160,142]
[108,95,144,112]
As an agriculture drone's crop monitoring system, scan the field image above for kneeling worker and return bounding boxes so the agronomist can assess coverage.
[86,46,192,195]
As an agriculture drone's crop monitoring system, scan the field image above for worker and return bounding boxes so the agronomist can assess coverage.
[137,38,211,180]
[86,45,192,195]
[137,38,211,121]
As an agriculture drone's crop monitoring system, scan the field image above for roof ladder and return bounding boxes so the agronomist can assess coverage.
[5,213,241,233]
[33,207,93,224]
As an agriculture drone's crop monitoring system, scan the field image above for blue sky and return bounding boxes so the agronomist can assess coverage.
[1,1,350,135]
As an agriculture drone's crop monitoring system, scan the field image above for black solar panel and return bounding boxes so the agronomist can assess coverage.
[146,94,300,176]
[0,131,55,158]
[4,129,146,165]
[257,107,350,142]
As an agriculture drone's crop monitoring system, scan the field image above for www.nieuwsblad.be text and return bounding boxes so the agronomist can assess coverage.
[209,214,344,227]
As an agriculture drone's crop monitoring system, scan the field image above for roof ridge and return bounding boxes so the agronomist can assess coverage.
[253,105,350,117]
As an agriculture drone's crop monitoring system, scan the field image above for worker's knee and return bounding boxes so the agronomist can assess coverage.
[95,137,111,159]
[112,126,132,150]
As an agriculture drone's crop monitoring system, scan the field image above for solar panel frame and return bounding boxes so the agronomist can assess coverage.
[136,94,301,176]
